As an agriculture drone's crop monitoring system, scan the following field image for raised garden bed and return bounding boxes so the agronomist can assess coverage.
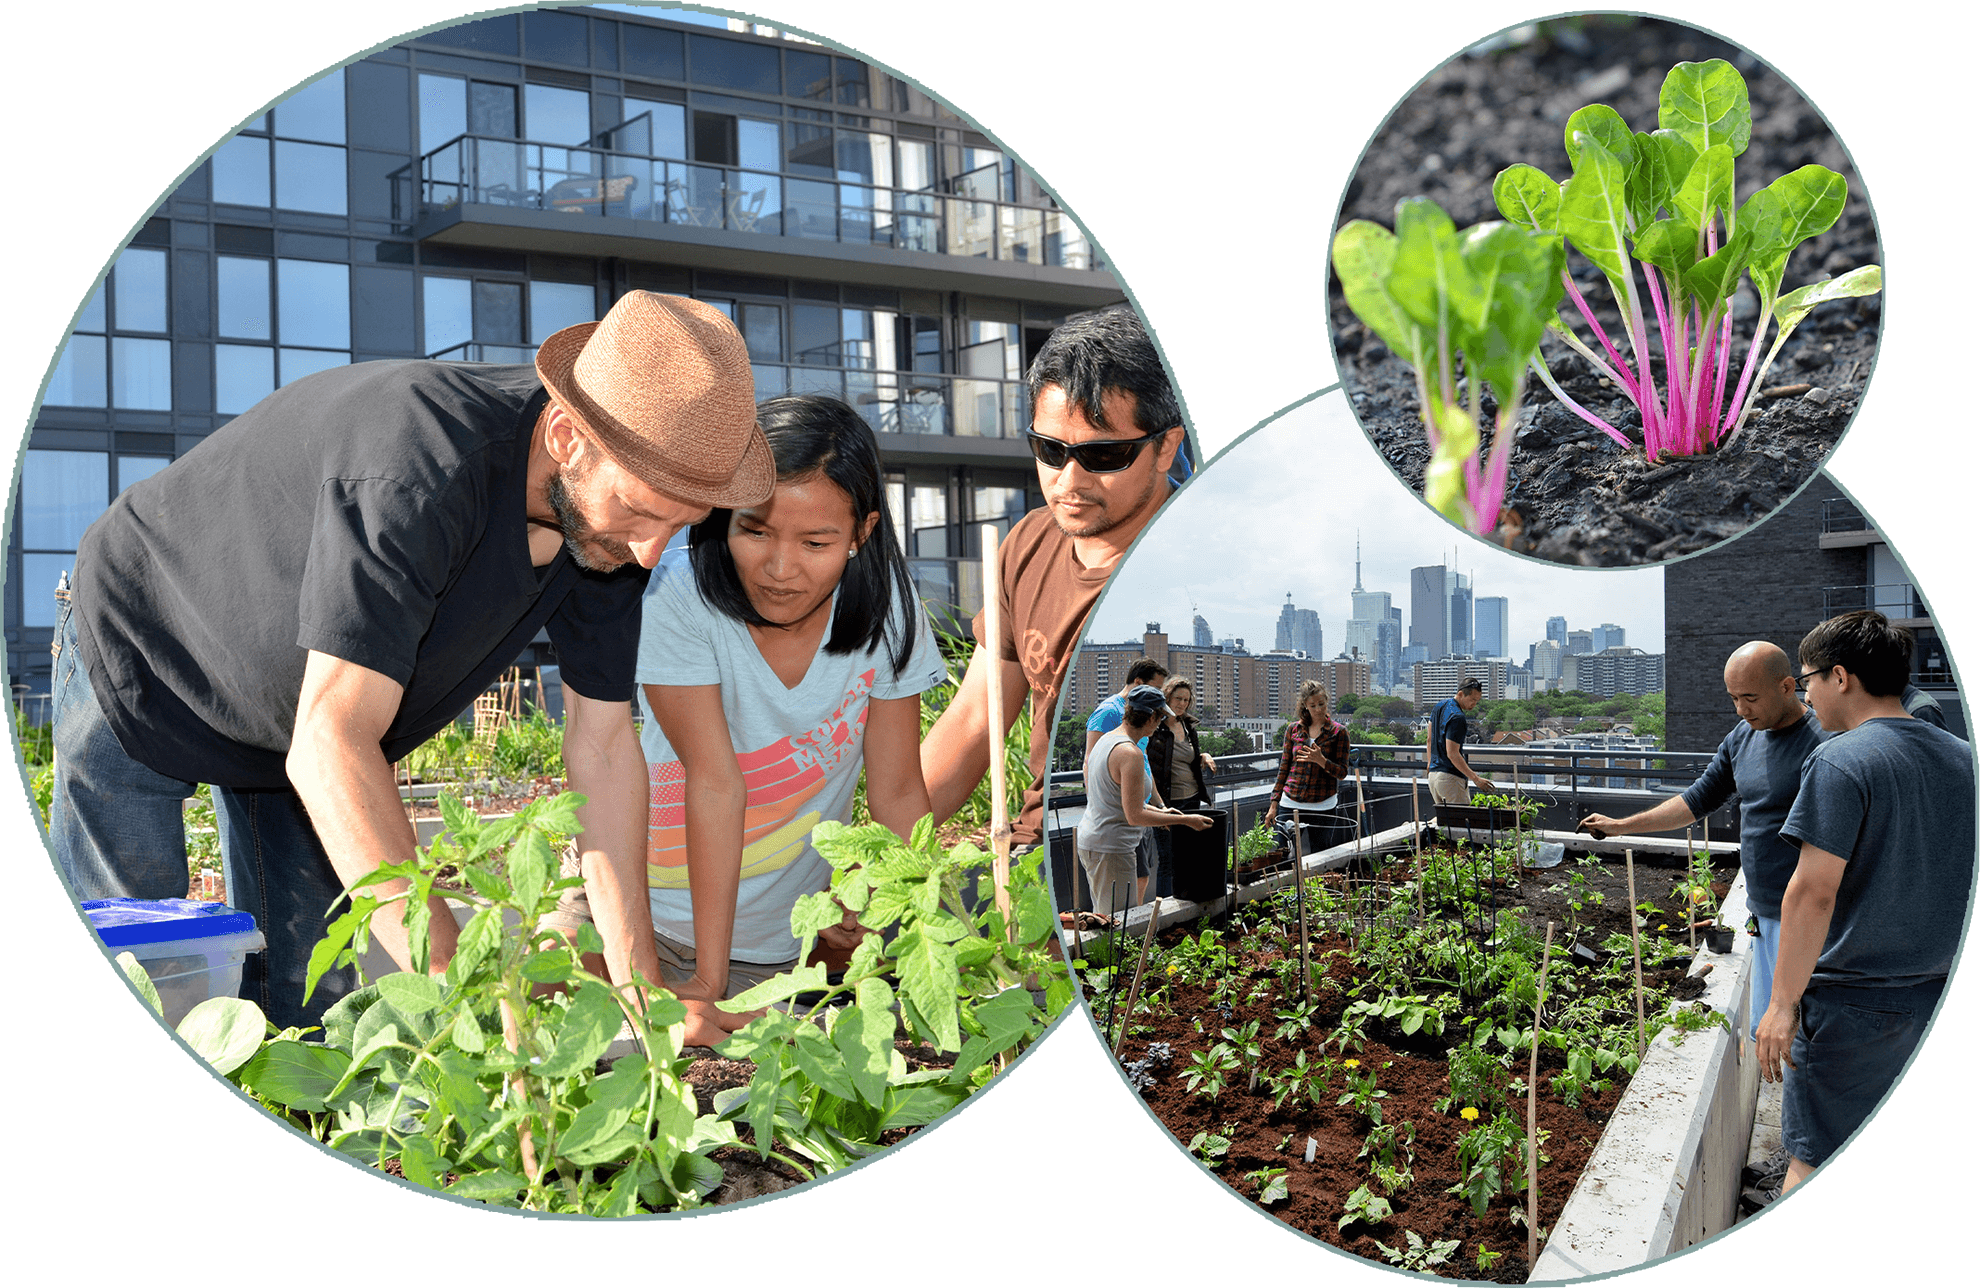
[1080,824,1744,1280]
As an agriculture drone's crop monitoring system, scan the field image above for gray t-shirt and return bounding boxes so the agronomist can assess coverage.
[635,548,944,963]
[1779,717,1976,990]
[1679,710,1829,918]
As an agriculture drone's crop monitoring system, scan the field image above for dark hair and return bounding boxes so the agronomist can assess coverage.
[1125,656,1169,687]
[1025,306,1181,437]
[1457,678,1484,694]
[1798,610,1913,697]
[688,393,918,676]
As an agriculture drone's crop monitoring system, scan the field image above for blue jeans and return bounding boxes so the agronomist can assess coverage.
[1748,913,1781,1039]
[1781,977,1944,1169]
[49,599,356,1030]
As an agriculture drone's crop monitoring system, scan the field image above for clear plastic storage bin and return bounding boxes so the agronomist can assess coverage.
[84,898,265,1027]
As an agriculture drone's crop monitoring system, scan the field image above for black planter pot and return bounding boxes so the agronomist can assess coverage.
[1704,925,1735,954]
[1170,807,1230,904]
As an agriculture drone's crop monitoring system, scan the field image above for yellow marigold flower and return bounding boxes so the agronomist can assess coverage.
[1461,1106,1480,1121]
[1166,963,1179,975]
[1658,923,1669,931]
[1343,1058,1360,1068]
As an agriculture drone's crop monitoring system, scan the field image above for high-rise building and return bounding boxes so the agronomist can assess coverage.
[1530,638,1564,683]
[1566,630,1595,656]
[1274,593,1321,657]
[1547,615,1568,646]
[1409,564,1454,660]
[1449,572,1473,658]
[8,8,1124,693]
[1474,596,1509,658]
[1192,614,1212,648]
[1346,535,1394,684]
[1590,622,1626,652]
[1562,647,1665,698]
[1413,655,1511,708]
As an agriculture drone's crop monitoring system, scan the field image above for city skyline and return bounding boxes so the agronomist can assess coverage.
[1088,396,1665,659]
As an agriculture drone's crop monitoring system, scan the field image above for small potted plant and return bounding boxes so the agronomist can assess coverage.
[1680,851,1734,952]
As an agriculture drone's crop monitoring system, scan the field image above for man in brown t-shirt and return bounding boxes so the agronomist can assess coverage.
[920,306,1186,850]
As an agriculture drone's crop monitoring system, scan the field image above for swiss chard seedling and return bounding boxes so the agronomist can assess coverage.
[1495,59,1880,461]
[1333,199,1565,535]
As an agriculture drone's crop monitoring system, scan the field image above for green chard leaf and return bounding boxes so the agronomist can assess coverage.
[1331,219,1432,368]
[1559,133,1636,301]
[1744,165,1848,302]
[1659,59,1752,157]
[1631,218,1701,283]
[1563,103,1634,172]
[1492,164,1562,233]
[1391,198,1485,336]
[1672,144,1735,246]
[1774,265,1882,331]
[1627,129,1696,227]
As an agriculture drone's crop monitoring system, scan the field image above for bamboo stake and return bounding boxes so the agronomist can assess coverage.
[980,524,1013,938]
[1291,813,1311,1006]
[1685,825,1696,948]
[1626,849,1647,1062]
[1528,920,1555,1267]
[1112,907,1160,1058]
[1412,777,1424,921]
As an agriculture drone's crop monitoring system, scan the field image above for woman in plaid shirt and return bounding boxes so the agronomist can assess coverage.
[1264,680,1351,848]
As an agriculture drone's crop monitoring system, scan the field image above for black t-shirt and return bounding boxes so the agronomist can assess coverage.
[74,361,648,790]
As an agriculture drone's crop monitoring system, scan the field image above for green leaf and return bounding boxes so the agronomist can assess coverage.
[1457,221,1561,410]
[1679,222,1755,311]
[1672,144,1734,243]
[375,971,445,1016]
[1390,198,1485,336]
[451,1007,487,1053]
[1259,1171,1290,1205]
[722,962,830,1011]
[1563,104,1634,173]
[834,977,898,1107]
[788,890,845,958]
[558,1100,637,1164]
[534,981,626,1078]
[320,982,382,1053]
[1558,133,1635,301]
[517,946,577,985]
[396,1133,445,1190]
[909,812,936,854]
[743,1057,783,1158]
[447,905,502,987]
[176,996,267,1075]
[1330,219,1432,369]
[896,933,961,1053]
[445,1168,528,1204]
[303,908,361,1006]
[1744,166,1849,302]
[437,792,476,841]
[969,985,1040,1054]
[1014,881,1054,946]
[460,863,511,904]
[1659,59,1751,158]
[1631,218,1701,282]
[599,1158,653,1216]
[1774,265,1882,332]
[880,1082,966,1130]
[793,1024,859,1101]
[1492,164,1561,233]
[238,1040,354,1111]
[114,951,165,1017]
[506,829,553,913]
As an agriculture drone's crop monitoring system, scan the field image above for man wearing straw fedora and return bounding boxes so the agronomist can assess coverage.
[49,290,770,1034]
[919,306,1186,888]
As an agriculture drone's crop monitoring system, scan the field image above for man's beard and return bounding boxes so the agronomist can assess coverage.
[1050,461,1161,540]
[545,467,636,572]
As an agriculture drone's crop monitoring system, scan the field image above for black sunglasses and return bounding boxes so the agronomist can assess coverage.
[1023,428,1166,474]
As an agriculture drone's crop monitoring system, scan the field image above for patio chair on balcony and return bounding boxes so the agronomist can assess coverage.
[546,173,637,215]
[723,185,767,233]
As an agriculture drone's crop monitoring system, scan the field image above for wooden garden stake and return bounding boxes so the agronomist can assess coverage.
[980,524,1013,939]
[1528,920,1555,1267]
[1291,813,1312,1006]
[1111,906,1160,1058]
[1412,777,1424,920]
[1626,849,1647,1061]
[1685,826,1696,948]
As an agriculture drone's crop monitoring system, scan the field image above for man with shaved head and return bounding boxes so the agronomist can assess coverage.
[1581,640,1829,1038]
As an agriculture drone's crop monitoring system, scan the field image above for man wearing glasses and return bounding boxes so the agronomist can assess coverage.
[921,306,1186,857]
[1757,611,1972,1198]
[1579,640,1828,1048]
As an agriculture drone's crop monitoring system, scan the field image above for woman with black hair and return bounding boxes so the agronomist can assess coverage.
[632,394,945,1041]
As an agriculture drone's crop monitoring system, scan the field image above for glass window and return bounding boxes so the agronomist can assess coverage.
[622,99,685,159]
[837,131,892,188]
[897,139,935,191]
[45,335,106,407]
[422,14,518,56]
[117,455,172,492]
[21,450,109,548]
[792,303,839,366]
[217,257,272,339]
[111,338,172,409]
[737,119,780,173]
[275,72,346,144]
[525,84,591,145]
[785,114,832,178]
[275,141,348,215]
[522,9,589,66]
[786,50,832,101]
[623,25,683,82]
[211,135,271,206]
[689,34,779,95]
[113,248,168,332]
[279,348,350,385]
[277,260,350,349]
[215,344,275,414]
[529,281,594,344]
[423,276,473,356]
[77,280,106,333]
[740,303,782,362]
[418,74,467,154]
[21,554,75,627]
[470,82,518,139]
[473,280,523,344]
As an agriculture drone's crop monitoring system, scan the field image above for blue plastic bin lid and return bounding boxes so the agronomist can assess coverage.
[83,898,259,946]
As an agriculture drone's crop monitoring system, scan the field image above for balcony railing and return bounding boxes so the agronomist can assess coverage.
[1824,582,1927,621]
[1821,497,1870,533]
[399,134,1102,271]
[423,340,1028,441]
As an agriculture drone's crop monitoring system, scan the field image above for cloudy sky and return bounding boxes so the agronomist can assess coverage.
[1088,390,1666,659]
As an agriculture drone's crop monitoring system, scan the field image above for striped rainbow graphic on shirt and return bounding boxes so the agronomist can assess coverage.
[646,669,877,888]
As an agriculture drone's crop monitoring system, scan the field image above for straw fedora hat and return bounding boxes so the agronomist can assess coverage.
[535,291,772,508]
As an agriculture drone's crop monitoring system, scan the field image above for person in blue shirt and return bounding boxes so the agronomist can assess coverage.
[1084,657,1169,899]
[1427,679,1492,805]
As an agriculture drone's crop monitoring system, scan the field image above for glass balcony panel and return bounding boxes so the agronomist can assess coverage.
[950,377,1005,438]
[843,370,888,434]
[726,171,779,234]
[908,560,957,622]
[670,164,726,227]
[839,184,878,245]
[476,138,528,208]
[602,154,654,220]
[783,178,838,240]
[999,206,1044,264]
[1044,210,1092,270]
[946,197,996,258]
[892,375,948,436]
[786,366,842,400]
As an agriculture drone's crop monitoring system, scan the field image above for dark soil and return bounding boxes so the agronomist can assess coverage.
[1098,843,1739,1278]
[1328,16,1880,566]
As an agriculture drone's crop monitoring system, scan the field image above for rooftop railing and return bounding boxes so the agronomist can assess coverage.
[1820,496,1871,533]
[1823,581,1927,621]
[399,134,1103,271]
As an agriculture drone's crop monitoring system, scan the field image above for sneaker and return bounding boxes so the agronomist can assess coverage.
[1742,1145,1790,1188]
[1740,1181,1782,1213]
